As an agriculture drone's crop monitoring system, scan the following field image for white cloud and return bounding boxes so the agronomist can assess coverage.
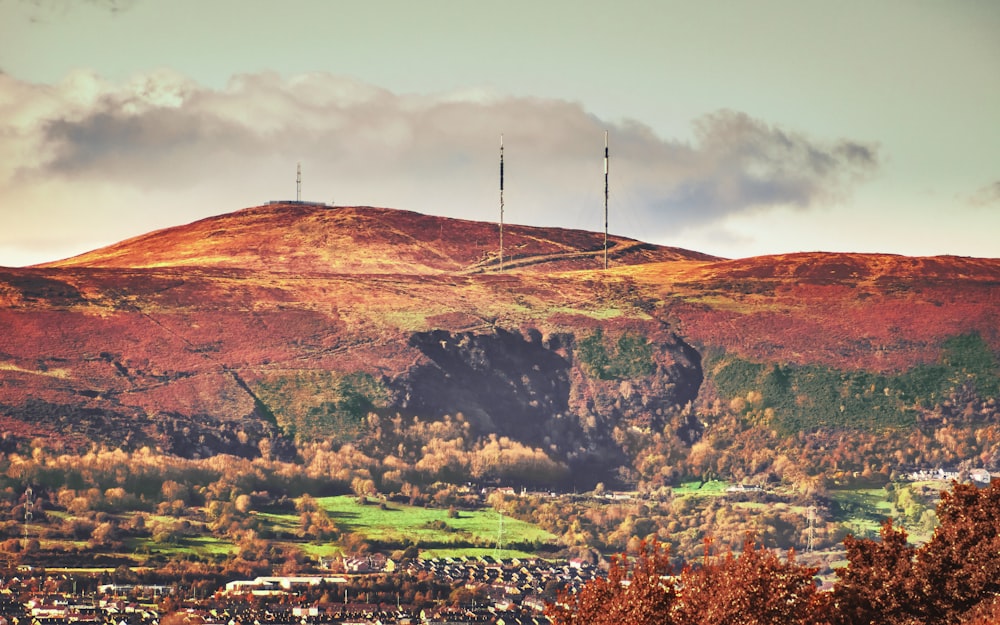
[0,70,880,265]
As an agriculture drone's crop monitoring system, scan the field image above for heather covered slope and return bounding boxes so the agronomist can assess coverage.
[40,203,715,274]
[2,203,999,485]
[628,252,1000,372]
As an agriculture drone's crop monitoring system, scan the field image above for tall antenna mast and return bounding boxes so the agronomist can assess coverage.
[807,505,816,552]
[604,130,609,270]
[499,134,505,272]
[296,162,302,202]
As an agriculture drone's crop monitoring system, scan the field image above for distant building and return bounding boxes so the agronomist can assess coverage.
[223,576,347,595]
[969,468,992,484]
[726,484,764,493]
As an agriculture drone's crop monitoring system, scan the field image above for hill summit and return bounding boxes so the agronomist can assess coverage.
[40,202,716,274]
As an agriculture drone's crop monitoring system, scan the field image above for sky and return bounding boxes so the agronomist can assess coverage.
[1,0,998,267]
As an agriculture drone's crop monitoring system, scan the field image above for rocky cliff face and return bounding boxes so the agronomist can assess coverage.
[399,326,703,480]
[403,328,574,439]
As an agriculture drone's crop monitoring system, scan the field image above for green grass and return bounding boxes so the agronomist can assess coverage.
[829,488,900,540]
[317,496,557,550]
[673,480,730,496]
[128,534,236,559]
[829,489,893,515]
[183,535,236,556]
[23,497,559,565]
[257,510,301,533]
[297,542,342,560]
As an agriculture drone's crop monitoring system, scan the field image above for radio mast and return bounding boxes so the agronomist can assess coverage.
[296,162,302,202]
[807,505,817,552]
[499,134,505,272]
[604,130,609,270]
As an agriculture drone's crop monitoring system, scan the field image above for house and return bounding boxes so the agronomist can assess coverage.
[970,469,992,484]
[342,554,395,574]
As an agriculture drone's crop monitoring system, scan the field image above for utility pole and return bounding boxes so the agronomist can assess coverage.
[494,509,505,558]
[23,485,33,550]
[807,505,816,552]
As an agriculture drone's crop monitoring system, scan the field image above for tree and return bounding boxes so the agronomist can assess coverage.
[672,537,822,625]
[161,480,190,505]
[234,493,253,513]
[549,537,822,625]
[159,611,204,625]
[830,518,917,625]
[89,521,118,548]
[830,480,1000,625]
[912,480,1000,622]
[548,540,675,625]
[351,477,376,501]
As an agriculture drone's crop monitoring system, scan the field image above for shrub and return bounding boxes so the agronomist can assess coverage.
[706,332,999,434]
[578,329,655,380]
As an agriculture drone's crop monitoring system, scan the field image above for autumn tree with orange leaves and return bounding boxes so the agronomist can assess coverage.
[547,537,821,625]
[553,480,1000,625]
[832,479,1000,625]
[672,537,823,625]
[546,540,675,625]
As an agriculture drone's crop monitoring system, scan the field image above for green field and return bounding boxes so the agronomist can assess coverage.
[828,488,897,539]
[673,479,730,496]
[317,496,557,555]
[127,534,236,560]
[257,510,302,534]
[296,541,343,560]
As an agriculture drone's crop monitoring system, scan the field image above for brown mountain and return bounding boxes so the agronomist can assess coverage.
[2,203,998,483]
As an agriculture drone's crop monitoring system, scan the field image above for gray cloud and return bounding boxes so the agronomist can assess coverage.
[968,180,1000,208]
[3,70,880,258]
[644,110,878,220]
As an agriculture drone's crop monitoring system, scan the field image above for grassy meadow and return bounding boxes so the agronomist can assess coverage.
[317,495,557,557]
